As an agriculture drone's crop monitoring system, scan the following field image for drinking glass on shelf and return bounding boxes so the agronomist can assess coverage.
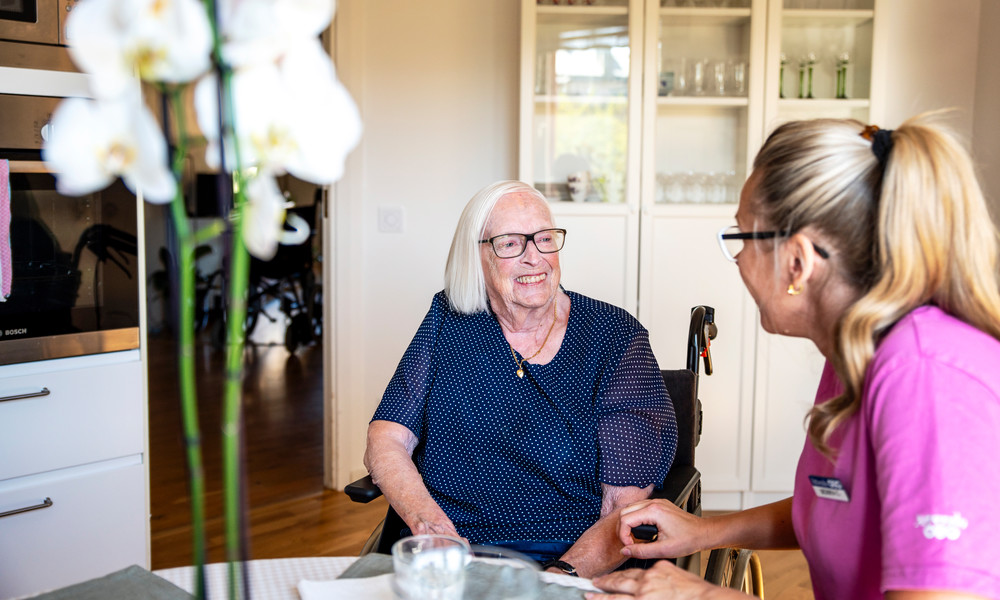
[728,59,747,96]
[724,170,741,203]
[665,173,684,203]
[706,173,725,204]
[689,58,708,96]
[711,60,727,96]
[690,172,709,204]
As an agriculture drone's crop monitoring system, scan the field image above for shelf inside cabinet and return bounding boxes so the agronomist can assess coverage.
[535,94,629,104]
[547,200,632,215]
[648,202,737,217]
[657,96,748,107]
[778,98,868,109]
[537,5,629,25]
[659,7,751,26]
[782,9,873,27]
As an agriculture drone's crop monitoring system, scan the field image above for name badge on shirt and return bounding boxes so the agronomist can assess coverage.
[809,475,850,502]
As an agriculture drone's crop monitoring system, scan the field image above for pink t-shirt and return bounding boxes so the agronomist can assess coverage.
[792,305,1000,599]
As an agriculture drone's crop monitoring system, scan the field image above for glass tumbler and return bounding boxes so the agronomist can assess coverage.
[392,535,471,600]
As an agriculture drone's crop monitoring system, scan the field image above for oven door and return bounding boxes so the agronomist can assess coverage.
[0,158,140,365]
[0,0,56,45]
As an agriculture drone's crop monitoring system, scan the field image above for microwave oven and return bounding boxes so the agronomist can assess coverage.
[0,92,140,365]
[0,0,79,71]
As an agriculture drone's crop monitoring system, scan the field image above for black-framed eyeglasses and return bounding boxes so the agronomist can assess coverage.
[479,228,567,258]
[717,225,830,263]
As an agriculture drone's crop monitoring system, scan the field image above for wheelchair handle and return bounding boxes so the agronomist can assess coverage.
[687,306,716,377]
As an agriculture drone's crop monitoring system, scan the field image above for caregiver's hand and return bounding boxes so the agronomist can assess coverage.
[618,499,709,560]
[585,561,746,600]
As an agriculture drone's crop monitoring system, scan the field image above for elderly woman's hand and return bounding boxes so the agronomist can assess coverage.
[409,513,462,538]
[586,561,742,600]
[617,499,709,561]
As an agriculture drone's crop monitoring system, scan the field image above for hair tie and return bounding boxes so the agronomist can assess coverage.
[860,124,894,169]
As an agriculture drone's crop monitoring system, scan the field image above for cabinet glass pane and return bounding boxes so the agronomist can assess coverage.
[533,11,631,204]
[780,14,873,100]
[654,10,751,204]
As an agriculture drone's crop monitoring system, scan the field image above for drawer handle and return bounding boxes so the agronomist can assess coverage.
[0,497,53,519]
[0,387,51,403]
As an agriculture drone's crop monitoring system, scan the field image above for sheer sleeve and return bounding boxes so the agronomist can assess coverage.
[596,323,677,488]
[371,293,447,440]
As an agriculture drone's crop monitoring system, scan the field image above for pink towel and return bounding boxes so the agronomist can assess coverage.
[0,159,10,300]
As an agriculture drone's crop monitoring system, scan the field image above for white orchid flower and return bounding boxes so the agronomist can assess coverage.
[42,96,176,203]
[67,0,213,98]
[220,0,335,67]
[277,38,362,184]
[194,37,361,185]
[242,175,310,260]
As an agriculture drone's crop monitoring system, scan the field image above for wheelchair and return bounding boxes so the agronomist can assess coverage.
[242,204,321,353]
[345,305,764,596]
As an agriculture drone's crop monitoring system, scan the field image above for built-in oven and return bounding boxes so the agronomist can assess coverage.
[0,92,140,365]
[0,0,79,71]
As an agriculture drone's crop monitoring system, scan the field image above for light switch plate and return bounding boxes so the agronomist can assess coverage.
[378,205,405,233]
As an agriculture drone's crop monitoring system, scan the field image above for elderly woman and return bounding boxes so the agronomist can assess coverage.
[364,180,677,578]
[590,115,1000,600]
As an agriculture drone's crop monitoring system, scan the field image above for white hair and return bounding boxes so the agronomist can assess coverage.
[444,180,551,314]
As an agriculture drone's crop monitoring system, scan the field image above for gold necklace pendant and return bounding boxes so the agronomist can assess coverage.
[506,300,558,379]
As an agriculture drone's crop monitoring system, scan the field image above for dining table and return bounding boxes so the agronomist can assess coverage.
[152,553,599,599]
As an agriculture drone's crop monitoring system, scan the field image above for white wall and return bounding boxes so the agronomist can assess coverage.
[331,0,521,485]
[880,0,980,136]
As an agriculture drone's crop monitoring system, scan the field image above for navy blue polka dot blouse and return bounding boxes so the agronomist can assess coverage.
[372,290,677,545]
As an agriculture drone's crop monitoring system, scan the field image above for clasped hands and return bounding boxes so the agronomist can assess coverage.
[585,499,737,600]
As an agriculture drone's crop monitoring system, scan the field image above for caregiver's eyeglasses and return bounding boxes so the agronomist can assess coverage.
[480,228,567,258]
[717,225,830,262]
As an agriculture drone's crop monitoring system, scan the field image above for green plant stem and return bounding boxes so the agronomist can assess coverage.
[222,176,250,600]
[212,22,251,600]
[204,1,252,595]
[167,87,207,600]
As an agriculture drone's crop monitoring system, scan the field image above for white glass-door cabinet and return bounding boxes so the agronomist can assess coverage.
[636,0,765,510]
[519,0,644,314]
[520,0,884,510]
[747,0,885,509]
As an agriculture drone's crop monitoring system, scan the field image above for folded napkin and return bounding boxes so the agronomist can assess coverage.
[298,572,395,600]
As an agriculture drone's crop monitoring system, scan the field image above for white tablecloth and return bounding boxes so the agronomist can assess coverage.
[155,557,360,599]
[154,556,597,599]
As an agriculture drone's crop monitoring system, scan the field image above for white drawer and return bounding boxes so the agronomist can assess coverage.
[0,458,147,600]
[0,359,143,482]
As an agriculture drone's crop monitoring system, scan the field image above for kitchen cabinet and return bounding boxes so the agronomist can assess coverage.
[520,0,884,509]
[0,351,148,599]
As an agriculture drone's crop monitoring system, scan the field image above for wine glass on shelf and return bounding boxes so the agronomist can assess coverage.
[835,52,850,99]
[779,53,788,98]
[799,52,816,99]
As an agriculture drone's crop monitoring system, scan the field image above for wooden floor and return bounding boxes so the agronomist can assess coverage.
[147,334,813,598]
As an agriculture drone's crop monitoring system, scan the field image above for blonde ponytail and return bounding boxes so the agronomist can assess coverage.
[753,114,1000,457]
